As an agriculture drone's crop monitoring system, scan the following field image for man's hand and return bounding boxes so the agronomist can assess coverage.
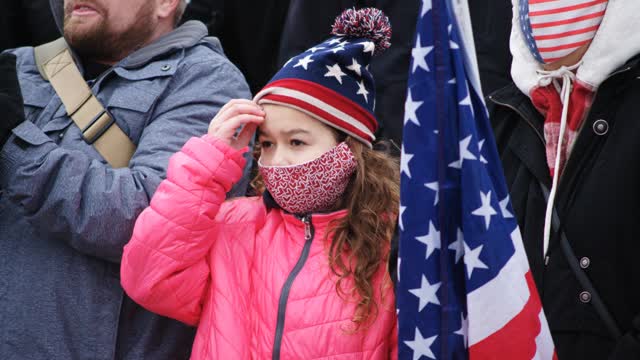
[0,53,25,147]
[207,99,264,150]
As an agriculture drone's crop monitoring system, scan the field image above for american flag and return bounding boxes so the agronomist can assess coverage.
[519,0,608,63]
[396,0,557,359]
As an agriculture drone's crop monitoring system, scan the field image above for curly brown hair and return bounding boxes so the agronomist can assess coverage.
[252,136,400,329]
[327,137,399,329]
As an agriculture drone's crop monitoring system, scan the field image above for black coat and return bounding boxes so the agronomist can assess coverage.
[182,0,291,94]
[489,55,640,360]
[0,0,58,51]
[468,0,512,97]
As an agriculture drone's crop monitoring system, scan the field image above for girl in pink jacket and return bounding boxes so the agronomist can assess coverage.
[121,8,399,359]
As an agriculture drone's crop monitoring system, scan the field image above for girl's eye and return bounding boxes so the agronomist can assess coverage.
[260,141,273,148]
[290,139,305,146]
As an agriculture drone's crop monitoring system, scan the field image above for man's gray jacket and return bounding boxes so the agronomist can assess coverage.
[0,5,251,359]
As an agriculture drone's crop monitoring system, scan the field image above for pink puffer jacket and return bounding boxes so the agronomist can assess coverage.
[121,135,398,359]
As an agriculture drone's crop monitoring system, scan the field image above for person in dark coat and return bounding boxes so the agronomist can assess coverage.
[181,0,291,94]
[489,1,640,359]
[0,0,58,51]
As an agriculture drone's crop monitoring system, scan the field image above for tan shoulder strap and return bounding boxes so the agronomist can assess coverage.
[34,38,136,168]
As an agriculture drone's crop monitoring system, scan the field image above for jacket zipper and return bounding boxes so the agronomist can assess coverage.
[272,214,315,360]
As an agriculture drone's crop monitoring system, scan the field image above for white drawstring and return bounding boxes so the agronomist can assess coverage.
[536,62,582,259]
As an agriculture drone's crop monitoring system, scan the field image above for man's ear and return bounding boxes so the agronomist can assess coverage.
[156,0,181,21]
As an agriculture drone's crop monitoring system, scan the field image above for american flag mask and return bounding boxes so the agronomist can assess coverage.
[520,0,609,63]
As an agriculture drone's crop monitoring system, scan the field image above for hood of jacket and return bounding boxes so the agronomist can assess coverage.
[48,0,221,67]
[510,0,640,96]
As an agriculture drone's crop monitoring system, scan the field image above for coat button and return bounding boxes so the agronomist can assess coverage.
[579,291,592,303]
[579,257,590,269]
[161,64,172,71]
[593,119,609,135]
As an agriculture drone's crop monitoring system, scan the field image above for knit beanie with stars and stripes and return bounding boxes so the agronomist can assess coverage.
[253,8,392,148]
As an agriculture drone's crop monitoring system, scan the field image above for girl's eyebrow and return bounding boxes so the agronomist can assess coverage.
[281,129,311,136]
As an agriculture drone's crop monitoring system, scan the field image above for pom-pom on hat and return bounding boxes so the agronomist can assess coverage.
[254,8,391,147]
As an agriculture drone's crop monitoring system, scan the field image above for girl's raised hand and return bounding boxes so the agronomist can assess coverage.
[208,99,265,150]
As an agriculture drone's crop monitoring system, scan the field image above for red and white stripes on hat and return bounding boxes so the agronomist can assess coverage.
[254,8,392,148]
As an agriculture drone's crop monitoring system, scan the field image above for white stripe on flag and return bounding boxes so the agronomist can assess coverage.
[529,3,607,25]
[530,17,604,36]
[467,229,530,346]
[534,309,556,359]
[529,0,600,12]
[535,30,597,49]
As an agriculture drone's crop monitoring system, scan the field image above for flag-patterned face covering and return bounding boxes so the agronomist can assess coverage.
[520,0,608,64]
[518,0,609,177]
[258,142,357,215]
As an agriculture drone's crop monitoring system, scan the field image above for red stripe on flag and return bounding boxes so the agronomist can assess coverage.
[531,11,606,29]
[529,0,562,4]
[537,39,591,52]
[529,0,607,16]
[469,271,556,359]
[534,25,599,40]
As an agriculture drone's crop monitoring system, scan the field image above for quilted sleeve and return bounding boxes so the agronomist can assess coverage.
[121,135,247,326]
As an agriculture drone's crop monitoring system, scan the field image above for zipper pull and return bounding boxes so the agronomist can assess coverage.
[302,215,312,240]
[544,256,550,266]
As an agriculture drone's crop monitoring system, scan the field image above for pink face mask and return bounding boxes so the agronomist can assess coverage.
[258,142,357,214]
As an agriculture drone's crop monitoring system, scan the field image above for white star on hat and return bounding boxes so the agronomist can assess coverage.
[293,55,314,70]
[359,41,376,54]
[356,80,369,102]
[324,63,347,84]
[346,58,362,76]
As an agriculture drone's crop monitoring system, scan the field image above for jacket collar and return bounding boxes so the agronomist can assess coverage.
[262,190,348,227]
[489,53,640,117]
[120,21,220,69]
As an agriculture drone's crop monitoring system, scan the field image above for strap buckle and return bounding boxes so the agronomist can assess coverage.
[81,109,115,145]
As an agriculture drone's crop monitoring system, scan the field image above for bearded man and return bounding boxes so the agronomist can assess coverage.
[0,0,250,358]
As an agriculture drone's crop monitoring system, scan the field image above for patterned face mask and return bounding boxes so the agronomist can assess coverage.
[519,0,608,63]
[258,142,357,214]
